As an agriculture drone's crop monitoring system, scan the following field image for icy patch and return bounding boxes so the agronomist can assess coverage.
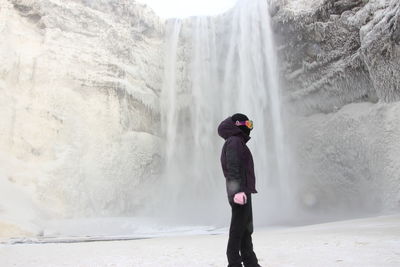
[2,217,224,245]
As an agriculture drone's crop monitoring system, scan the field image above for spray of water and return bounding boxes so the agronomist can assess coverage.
[158,0,296,226]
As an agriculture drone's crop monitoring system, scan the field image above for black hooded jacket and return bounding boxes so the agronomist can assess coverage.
[218,117,257,203]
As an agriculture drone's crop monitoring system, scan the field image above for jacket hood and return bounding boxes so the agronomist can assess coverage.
[218,117,251,142]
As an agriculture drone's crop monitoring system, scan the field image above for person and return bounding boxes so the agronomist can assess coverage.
[218,113,261,267]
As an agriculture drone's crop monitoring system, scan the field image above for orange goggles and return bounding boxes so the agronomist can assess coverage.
[235,120,253,130]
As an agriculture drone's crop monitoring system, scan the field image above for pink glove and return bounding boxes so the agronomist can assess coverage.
[233,192,247,205]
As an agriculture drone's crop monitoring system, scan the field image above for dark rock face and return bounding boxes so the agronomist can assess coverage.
[273,0,399,114]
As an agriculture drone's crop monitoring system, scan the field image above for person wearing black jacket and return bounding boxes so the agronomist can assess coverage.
[218,113,261,267]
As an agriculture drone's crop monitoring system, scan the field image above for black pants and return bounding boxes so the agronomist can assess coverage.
[227,194,259,267]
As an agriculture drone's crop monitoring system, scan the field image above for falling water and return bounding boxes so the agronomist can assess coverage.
[161,19,182,166]
[160,0,296,225]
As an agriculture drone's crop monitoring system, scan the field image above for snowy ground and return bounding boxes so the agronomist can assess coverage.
[1,215,399,267]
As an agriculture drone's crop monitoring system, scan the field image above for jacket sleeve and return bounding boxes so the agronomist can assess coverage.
[225,137,244,202]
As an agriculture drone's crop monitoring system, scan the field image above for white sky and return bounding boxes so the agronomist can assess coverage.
[136,0,239,18]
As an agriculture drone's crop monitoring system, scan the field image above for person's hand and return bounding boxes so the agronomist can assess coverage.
[233,192,247,205]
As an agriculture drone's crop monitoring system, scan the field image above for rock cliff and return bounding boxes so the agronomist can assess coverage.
[0,0,164,236]
[273,0,400,214]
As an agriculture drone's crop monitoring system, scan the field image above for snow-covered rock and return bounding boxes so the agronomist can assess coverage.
[273,0,399,110]
[0,0,164,234]
[273,0,400,213]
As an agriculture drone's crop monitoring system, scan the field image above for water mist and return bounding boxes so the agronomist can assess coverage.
[158,0,296,226]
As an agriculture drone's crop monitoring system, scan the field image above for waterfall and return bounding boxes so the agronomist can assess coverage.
[160,0,295,225]
[162,19,182,166]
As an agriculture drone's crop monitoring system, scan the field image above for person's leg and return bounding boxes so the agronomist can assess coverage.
[227,202,248,267]
[240,195,260,267]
